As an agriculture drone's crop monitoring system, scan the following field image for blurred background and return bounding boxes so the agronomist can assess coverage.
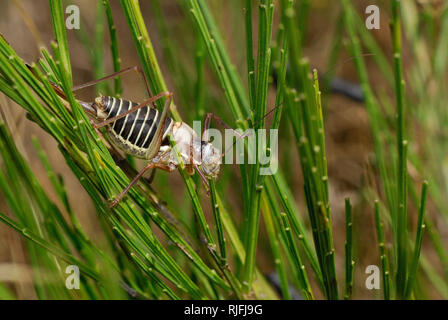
[0,0,447,299]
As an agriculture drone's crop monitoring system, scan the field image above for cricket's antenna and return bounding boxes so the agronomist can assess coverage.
[26,63,68,100]
[221,101,284,158]
[321,53,376,78]
[26,63,98,116]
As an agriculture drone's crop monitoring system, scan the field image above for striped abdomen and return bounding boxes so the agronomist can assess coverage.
[102,96,173,159]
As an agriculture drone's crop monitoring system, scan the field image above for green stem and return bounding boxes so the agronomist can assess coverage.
[405,181,428,299]
[344,198,354,300]
[374,200,391,300]
[391,0,408,298]
[243,0,274,294]
[103,0,122,96]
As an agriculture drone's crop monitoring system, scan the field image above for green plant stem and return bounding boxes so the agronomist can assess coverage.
[391,0,408,298]
[284,6,338,299]
[103,0,122,96]
[405,181,428,299]
[243,0,274,294]
[374,200,391,300]
[261,194,290,299]
[244,0,255,109]
[278,212,313,299]
[344,198,354,300]
[209,179,226,261]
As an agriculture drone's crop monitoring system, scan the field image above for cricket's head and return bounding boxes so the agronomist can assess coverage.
[171,122,221,179]
[199,140,222,178]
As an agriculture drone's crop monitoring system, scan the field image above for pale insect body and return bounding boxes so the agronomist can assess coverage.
[90,95,222,178]
[43,64,231,207]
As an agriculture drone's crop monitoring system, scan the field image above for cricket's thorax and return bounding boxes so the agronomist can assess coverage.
[95,96,173,159]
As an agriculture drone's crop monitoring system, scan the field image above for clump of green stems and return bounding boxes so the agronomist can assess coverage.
[0,0,446,300]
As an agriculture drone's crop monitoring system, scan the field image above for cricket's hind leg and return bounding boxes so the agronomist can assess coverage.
[109,161,175,208]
